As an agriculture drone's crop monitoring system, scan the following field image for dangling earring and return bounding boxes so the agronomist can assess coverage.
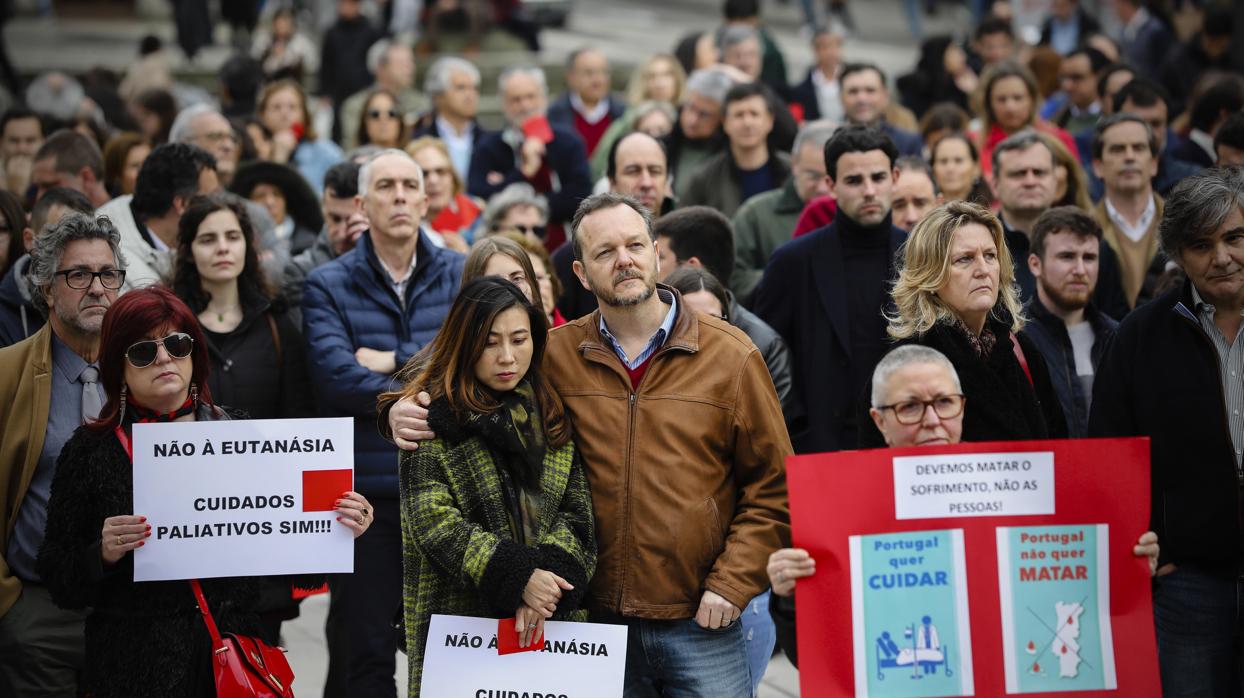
[189,382,199,406]
[118,384,128,424]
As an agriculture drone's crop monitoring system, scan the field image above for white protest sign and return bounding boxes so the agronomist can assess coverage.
[421,614,628,698]
[131,417,354,581]
[892,451,1055,520]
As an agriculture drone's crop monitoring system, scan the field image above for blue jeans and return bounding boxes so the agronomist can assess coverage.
[604,614,752,697]
[1153,565,1244,697]
[742,592,775,696]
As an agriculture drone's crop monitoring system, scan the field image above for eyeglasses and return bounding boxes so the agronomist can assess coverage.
[55,269,126,290]
[877,394,965,425]
[495,224,547,238]
[125,332,195,368]
[368,109,401,120]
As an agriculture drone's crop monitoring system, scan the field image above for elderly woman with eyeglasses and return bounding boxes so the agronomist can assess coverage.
[766,344,1160,668]
[36,286,372,697]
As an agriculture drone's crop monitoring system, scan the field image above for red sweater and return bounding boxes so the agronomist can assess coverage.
[573,110,613,157]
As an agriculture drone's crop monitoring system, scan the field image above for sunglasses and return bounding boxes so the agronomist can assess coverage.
[125,332,194,368]
[494,224,547,238]
[368,109,401,120]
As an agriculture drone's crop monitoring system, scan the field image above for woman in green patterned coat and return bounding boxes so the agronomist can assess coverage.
[392,276,596,695]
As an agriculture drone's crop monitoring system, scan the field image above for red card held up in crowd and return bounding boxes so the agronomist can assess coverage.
[521,115,554,144]
[301,469,353,512]
[496,617,546,655]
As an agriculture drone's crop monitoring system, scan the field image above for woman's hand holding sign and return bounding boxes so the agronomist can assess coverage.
[514,604,546,648]
[334,491,374,537]
[101,515,150,565]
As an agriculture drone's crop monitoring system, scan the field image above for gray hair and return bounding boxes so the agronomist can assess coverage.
[990,128,1054,177]
[569,192,655,262]
[870,345,961,407]
[366,39,408,75]
[792,120,838,157]
[25,72,85,122]
[498,66,548,97]
[685,68,736,105]
[357,148,424,198]
[719,24,760,52]
[27,213,126,318]
[169,103,219,143]
[424,56,480,97]
[1160,167,1244,261]
[482,183,549,231]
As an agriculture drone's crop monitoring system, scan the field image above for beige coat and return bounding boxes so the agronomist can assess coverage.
[0,324,53,617]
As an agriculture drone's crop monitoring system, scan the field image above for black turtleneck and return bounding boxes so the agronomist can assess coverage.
[839,211,894,400]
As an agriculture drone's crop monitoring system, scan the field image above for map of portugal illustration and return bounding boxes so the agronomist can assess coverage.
[1051,602,1083,677]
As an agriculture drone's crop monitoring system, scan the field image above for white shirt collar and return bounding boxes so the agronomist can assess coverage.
[1104,194,1157,243]
[569,93,611,125]
[1189,129,1216,162]
[436,115,473,139]
[146,227,169,252]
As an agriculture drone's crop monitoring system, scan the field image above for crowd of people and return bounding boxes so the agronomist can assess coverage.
[0,0,1242,696]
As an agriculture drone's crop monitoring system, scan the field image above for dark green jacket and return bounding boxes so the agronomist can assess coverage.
[731,178,805,302]
[400,403,595,694]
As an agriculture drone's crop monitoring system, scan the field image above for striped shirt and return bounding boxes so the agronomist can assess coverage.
[598,288,678,370]
[1191,285,1244,477]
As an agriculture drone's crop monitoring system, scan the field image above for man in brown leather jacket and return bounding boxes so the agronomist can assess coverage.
[390,192,791,695]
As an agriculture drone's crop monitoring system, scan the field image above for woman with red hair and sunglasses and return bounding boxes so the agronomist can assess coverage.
[35,286,373,697]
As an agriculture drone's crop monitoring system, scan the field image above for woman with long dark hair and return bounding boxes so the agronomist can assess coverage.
[171,192,316,637]
[388,277,595,695]
[36,286,372,696]
[172,193,312,421]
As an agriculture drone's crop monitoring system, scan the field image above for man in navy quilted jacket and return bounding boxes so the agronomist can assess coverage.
[303,148,464,697]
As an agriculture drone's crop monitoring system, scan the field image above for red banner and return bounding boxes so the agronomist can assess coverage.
[788,438,1159,697]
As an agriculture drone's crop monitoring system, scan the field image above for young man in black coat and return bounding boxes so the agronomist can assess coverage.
[752,125,907,454]
[1090,167,1244,697]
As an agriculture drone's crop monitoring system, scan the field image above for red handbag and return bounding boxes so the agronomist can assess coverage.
[189,579,296,698]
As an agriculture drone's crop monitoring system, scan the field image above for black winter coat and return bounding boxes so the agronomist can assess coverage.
[201,297,314,420]
[859,316,1068,448]
[1089,283,1242,573]
[36,407,323,697]
[752,218,907,453]
[317,17,384,106]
